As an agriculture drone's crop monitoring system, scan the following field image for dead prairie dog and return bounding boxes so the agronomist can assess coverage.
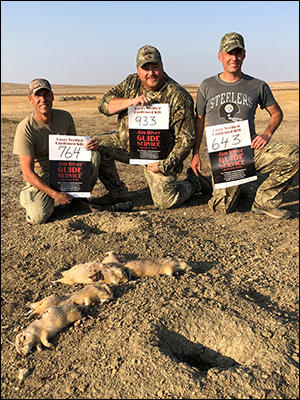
[68,283,113,307]
[123,257,191,279]
[25,294,70,318]
[25,284,113,318]
[52,261,103,285]
[88,264,128,285]
[15,304,83,356]
[52,261,128,285]
[101,251,125,266]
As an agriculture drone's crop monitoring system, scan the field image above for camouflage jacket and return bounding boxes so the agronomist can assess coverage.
[98,73,196,175]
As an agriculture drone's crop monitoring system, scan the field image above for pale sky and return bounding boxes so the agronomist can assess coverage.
[1,1,299,85]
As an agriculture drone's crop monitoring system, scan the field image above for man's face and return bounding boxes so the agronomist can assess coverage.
[28,89,53,116]
[218,48,246,74]
[137,62,164,91]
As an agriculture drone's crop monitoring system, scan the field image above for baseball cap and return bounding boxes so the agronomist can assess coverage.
[219,32,245,53]
[29,78,52,94]
[136,45,162,68]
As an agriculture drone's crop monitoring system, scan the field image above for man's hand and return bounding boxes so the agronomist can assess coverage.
[85,138,99,151]
[108,95,153,114]
[190,154,202,176]
[18,154,74,204]
[54,191,74,204]
[251,132,271,150]
[132,95,153,107]
[147,162,159,173]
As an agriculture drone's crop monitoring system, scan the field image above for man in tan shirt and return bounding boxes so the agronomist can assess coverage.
[13,78,100,224]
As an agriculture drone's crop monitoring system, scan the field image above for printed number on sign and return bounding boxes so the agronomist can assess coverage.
[212,134,242,151]
[135,116,157,126]
[58,146,81,159]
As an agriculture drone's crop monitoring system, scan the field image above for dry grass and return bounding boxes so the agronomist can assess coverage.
[1,81,298,145]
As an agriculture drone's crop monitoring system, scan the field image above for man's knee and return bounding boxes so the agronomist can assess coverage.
[208,200,231,214]
[90,150,101,189]
[290,144,299,170]
[25,207,54,224]
[208,187,240,214]
[153,200,172,210]
[91,150,101,168]
[279,144,299,181]
[144,168,178,209]
[20,190,54,224]
[152,189,179,209]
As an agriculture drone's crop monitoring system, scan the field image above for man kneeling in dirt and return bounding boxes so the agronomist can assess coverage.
[90,45,212,211]
[191,32,299,219]
[13,78,100,224]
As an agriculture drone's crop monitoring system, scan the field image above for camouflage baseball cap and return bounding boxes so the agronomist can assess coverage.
[219,32,245,53]
[136,45,162,68]
[29,78,52,94]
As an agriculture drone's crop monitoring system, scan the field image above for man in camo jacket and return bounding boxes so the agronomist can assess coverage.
[191,32,299,219]
[90,45,212,210]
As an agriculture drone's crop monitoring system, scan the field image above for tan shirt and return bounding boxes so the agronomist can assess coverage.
[13,109,76,176]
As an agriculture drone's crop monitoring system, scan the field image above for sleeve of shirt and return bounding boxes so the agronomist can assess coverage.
[258,81,276,110]
[13,119,34,156]
[195,82,207,116]
[158,95,196,175]
[98,75,135,116]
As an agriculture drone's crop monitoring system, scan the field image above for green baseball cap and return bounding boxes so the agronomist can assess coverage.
[219,32,245,53]
[136,45,162,68]
[29,78,52,94]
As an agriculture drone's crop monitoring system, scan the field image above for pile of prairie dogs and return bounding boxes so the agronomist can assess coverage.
[15,252,190,356]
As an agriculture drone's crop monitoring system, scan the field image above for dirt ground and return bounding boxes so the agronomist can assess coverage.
[1,82,299,399]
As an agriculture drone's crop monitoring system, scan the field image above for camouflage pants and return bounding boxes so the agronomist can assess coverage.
[94,132,195,209]
[208,140,299,214]
[20,151,100,224]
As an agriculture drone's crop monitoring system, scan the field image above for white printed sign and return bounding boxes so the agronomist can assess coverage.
[128,104,169,130]
[206,120,252,153]
[49,135,91,197]
[205,120,257,189]
[49,135,91,161]
[128,104,170,164]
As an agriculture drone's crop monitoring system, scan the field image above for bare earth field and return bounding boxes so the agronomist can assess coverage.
[1,81,299,399]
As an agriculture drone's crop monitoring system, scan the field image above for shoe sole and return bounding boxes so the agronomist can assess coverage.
[251,206,291,219]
